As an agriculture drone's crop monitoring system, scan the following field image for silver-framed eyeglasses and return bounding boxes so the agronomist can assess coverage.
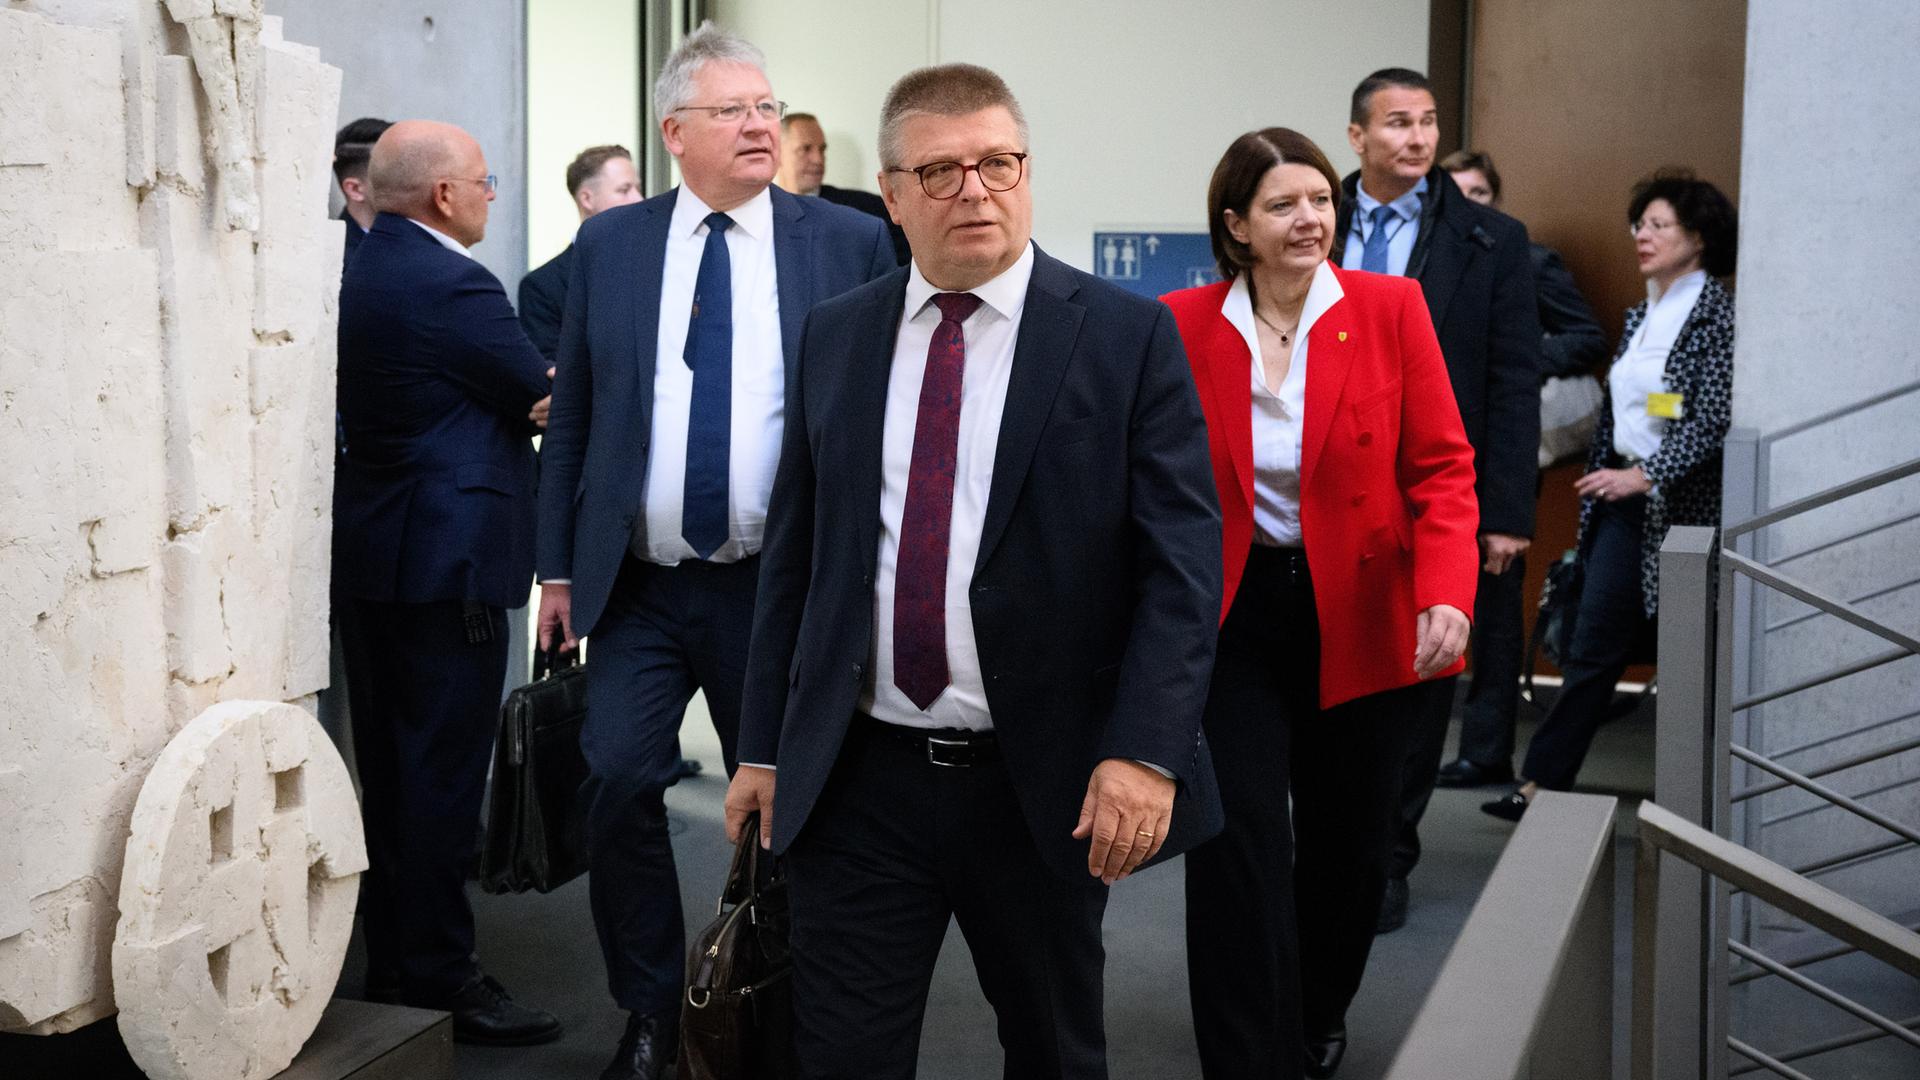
[888,152,1028,200]
[1628,217,1678,237]
[676,100,787,123]
[446,174,499,194]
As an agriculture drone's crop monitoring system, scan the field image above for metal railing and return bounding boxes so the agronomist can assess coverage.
[1648,415,1920,1076]
[1386,791,1619,1080]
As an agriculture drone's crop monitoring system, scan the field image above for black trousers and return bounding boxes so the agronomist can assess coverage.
[1185,547,1422,1076]
[338,595,506,1002]
[581,554,753,1016]
[1523,495,1654,790]
[786,720,1111,1080]
[1388,552,1527,881]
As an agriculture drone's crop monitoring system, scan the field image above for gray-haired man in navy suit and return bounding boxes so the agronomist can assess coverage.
[532,22,896,1080]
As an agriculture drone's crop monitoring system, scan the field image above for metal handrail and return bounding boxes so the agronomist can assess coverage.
[1723,457,1920,541]
[1732,733,1920,802]
[1754,378,1920,444]
[1728,1013,1920,1075]
[1732,646,1914,713]
[1730,922,1920,986]
[1766,572,1920,632]
[1723,551,1920,655]
[1728,745,1920,847]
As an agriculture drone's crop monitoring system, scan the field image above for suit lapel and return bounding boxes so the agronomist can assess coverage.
[850,273,910,578]
[1300,291,1355,484]
[974,250,1083,575]
[630,190,677,436]
[771,188,812,373]
[1416,212,1467,333]
[1201,303,1256,517]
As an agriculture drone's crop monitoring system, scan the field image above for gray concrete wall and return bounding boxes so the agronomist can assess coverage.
[1728,0,1920,939]
[266,0,528,292]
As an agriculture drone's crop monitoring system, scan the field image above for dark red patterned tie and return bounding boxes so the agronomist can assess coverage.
[894,292,983,711]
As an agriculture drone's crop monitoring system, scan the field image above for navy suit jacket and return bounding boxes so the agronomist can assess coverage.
[536,185,897,637]
[1335,167,1543,538]
[334,213,551,609]
[737,247,1225,881]
[517,243,572,363]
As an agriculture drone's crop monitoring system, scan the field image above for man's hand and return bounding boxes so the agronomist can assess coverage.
[1573,465,1651,503]
[537,581,576,653]
[1414,603,1471,679]
[724,766,776,850]
[1479,532,1531,575]
[529,368,556,428]
[1071,758,1175,885]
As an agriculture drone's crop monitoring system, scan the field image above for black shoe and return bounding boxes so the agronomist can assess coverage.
[675,757,703,780]
[1435,757,1515,788]
[1481,790,1530,822]
[427,973,562,1046]
[1304,1025,1348,1078]
[601,1010,679,1080]
[1375,876,1409,934]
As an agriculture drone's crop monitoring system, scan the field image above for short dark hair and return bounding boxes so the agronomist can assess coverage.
[1628,168,1739,277]
[565,144,632,197]
[332,116,392,183]
[1207,128,1343,280]
[1440,149,1501,201]
[781,111,819,132]
[1350,67,1433,127]
[878,63,1028,169]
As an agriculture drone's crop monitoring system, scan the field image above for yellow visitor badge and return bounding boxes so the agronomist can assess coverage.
[1646,392,1685,420]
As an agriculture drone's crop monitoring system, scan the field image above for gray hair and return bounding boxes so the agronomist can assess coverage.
[877,63,1029,169]
[653,21,768,120]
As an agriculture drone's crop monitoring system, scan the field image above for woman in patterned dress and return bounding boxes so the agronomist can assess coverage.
[1483,169,1738,820]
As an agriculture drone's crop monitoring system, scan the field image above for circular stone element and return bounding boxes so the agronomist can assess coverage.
[112,701,367,1080]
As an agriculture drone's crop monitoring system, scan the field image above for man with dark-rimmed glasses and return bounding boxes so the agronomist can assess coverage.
[724,62,1222,1078]
[532,21,894,1080]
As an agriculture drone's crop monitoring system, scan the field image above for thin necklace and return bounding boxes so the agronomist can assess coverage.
[1254,308,1300,347]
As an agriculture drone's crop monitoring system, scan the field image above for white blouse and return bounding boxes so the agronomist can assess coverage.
[1220,262,1346,547]
[1611,269,1706,462]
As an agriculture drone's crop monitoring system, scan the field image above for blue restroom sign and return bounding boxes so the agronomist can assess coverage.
[1092,231,1220,299]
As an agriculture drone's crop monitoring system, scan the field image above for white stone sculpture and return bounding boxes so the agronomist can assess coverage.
[113,701,366,1080]
[0,0,351,1068]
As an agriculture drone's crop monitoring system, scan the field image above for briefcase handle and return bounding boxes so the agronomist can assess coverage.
[719,811,782,913]
[531,646,579,682]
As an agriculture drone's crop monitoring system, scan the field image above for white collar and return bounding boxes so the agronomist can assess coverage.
[1221,260,1345,345]
[406,218,472,258]
[673,183,774,241]
[904,241,1036,323]
[1647,267,1707,306]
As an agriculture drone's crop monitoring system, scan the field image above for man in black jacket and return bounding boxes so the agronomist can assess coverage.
[332,116,390,274]
[1435,148,1609,790]
[1328,67,1541,972]
[517,144,644,363]
[776,110,911,263]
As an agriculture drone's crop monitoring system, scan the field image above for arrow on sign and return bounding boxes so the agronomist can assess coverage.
[1145,236,1160,254]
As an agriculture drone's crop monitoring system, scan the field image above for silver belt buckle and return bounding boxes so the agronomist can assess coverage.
[927,735,969,768]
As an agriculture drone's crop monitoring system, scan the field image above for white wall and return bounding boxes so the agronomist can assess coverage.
[527,0,642,269]
[1729,0,1920,928]
[714,0,1429,268]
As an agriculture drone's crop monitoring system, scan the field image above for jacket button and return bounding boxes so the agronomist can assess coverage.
[1351,493,1367,507]
[1361,552,1376,563]
[1358,431,1374,446]
[851,663,864,682]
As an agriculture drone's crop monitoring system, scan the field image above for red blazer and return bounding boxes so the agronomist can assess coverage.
[1164,266,1480,708]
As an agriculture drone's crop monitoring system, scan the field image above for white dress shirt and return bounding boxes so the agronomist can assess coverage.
[635,185,786,564]
[1221,262,1345,547]
[861,243,1036,730]
[1611,268,1705,462]
[407,218,472,258]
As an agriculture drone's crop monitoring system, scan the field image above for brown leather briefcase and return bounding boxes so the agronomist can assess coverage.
[678,812,792,1079]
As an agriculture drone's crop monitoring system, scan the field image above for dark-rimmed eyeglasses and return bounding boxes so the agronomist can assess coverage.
[676,100,787,124]
[887,152,1028,200]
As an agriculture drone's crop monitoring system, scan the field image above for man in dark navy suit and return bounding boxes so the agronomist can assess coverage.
[533,24,896,1080]
[334,119,559,1047]
[518,144,644,363]
[723,63,1223,1078]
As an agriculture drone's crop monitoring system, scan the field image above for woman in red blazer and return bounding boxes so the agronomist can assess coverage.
[1164,128,1479,1080]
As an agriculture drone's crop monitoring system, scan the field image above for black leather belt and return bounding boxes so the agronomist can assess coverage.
[856,713,1000,768]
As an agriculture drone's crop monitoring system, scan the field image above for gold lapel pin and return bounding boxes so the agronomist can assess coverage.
[1338,331,1348,342]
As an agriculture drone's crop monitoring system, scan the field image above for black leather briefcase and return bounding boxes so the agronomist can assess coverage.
[480,648,590,894]
[678,812,793,1079]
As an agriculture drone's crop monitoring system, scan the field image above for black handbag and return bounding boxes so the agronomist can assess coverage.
[678,812,792,1080]
[1522,549,1584,708]
[480,648,591,894]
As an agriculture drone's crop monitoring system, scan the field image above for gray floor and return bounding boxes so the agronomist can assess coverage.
[414,689,1660,1080]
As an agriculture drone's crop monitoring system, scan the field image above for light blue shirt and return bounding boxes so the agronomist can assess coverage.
[1342,176,1427,277]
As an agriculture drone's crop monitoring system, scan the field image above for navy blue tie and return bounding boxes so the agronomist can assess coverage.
[683,211,733,558]
[1361,204,1395,274]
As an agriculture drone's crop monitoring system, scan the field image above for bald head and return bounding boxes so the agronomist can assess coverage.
[369,120,494,246]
